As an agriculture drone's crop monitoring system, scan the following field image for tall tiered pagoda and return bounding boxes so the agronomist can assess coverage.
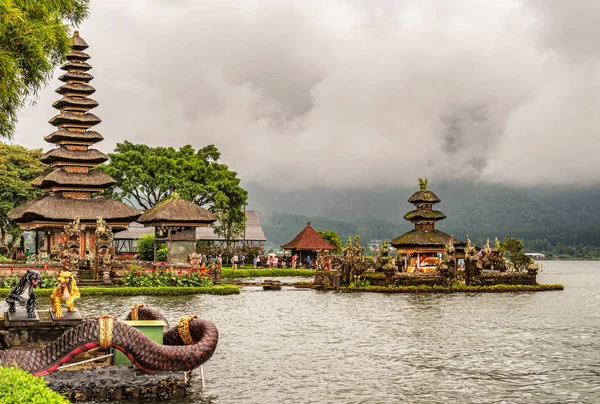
[8,32,140,257]
[390,179,462,271]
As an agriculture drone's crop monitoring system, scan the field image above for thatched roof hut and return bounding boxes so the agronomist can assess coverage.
[137,196,216,227]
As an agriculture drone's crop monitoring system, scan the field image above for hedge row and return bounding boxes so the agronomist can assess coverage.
[360,272,386,280]
[0,367,68,404]
[222,268,314,278]
[339,284,564,294]
[0,285,240,297]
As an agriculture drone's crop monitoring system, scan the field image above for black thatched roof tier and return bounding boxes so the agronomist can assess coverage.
[65,51,90,61]
[60,61,92,71]
[58,71,93,83]
[403,210,447,221]
[408,190,441,203]
[40,148,108,165]
[138,196,216,227]
[390,229,454,248]
[45,129,103,144]
[49,111,101,127]
[71,32,89,50]
[8,194,140,224]
[52,96,99,110]
[55,83,95,96]
[32,169,116,189]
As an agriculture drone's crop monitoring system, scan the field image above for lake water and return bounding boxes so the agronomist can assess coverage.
[78,261,600,404]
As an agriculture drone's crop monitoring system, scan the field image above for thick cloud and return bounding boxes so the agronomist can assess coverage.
[14,0,600,189]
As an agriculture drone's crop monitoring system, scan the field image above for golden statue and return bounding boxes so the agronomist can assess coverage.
[50,271,81,318]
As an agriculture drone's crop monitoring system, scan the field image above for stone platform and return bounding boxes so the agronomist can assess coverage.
[7,310,40,322]
[0,309,83,348]
[45,365,190,401]
[50,308,83,322]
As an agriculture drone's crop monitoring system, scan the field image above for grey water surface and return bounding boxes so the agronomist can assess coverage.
[78,260,600,404]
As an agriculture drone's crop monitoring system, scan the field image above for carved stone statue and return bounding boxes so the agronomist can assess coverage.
[188,252,200,265]
[6,270,42,319]
[50,271,81,319]
[440,236,456,272]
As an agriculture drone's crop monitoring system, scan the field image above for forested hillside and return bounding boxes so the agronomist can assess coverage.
[246,181,600,257]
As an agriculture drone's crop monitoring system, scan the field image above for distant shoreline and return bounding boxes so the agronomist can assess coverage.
[536,258,600,261]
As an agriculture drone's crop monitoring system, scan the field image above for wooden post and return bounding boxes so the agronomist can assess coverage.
[153,228,158,262]
[167,228,171,264]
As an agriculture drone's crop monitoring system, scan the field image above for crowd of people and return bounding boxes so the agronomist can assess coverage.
[250,254,308,269]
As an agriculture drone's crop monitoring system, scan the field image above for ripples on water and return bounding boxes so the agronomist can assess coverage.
[78,261,600,404]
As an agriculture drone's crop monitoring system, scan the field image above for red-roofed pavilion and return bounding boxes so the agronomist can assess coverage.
[281,222,336,268]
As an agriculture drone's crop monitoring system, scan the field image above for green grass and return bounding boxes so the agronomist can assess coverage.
[339,284,564,293]
[221,268,314,278]
[0,285,240,297]
[0,367,68,404]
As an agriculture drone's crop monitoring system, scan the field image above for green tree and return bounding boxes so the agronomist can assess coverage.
[0,144,46,255]
[101,142,248,248]
[0,0,89,139]
[510,252,532,271]
[212,209,246,253]
[501,236,523,256]
[136,234,155,261]
[318,230,342,254]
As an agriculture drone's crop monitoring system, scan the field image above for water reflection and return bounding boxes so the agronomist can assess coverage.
[78,261,600,403]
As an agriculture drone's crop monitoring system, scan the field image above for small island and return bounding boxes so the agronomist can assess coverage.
[310,179,563,294]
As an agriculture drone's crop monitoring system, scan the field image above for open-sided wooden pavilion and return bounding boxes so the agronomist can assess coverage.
[137,195,216,263]
[281,222,336,267]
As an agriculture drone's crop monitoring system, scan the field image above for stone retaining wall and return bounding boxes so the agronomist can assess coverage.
[469,272,537,286]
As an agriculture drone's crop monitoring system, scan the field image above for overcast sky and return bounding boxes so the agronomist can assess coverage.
[14,0,600,189]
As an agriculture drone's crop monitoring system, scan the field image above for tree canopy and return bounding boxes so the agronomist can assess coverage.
[102,142,248,244]
[318,230,342,253]
[0,0,89,139]
[0,143,46,255]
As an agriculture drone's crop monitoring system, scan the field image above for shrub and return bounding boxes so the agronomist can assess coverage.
[0,285,240,297]
[349,277,370,288]
[123,269,213,288]
[360,272,385,280]
[0,274,19,288]
[0,366,69,403]
[39,271,58,289]
[137,234,155,261]
[222,268,314,278]
[0,255,12,263]
[156,248,168,262]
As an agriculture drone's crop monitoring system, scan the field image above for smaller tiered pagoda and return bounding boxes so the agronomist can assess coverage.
[390,179,463,272]
[281,222,336,268]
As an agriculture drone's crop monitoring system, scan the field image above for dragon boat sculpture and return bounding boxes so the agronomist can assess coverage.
[0,305,218,376]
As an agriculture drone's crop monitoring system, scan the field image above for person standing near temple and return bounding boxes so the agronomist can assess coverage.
[305,255,311,269]
[273,256,279,269]
[232,254,239,270]
[291,254,298,269]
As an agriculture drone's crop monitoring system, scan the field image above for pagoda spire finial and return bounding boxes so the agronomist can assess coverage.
[418,177,428,191]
